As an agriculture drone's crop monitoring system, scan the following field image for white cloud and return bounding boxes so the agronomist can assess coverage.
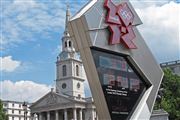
[0,80,52,102]
[0,56,21,72]
[0,80,91,102]
[52,45,62,56]
[130,0,171,9]
[133,1,180,62]
[1,0,65,49]
[1,0,88,50]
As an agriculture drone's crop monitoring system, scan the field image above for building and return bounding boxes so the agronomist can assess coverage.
[30,6,98,120]
[2,100,32,120]
[160,60,180,76]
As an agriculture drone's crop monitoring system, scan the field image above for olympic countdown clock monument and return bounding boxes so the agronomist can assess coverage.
[68,0,163,120]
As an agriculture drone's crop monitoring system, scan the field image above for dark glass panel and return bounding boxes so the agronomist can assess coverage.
[91,48,147,120]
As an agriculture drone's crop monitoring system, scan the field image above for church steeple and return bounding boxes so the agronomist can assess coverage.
[64,4,70,35]
[55,5,85,98]
[57,4,75,61]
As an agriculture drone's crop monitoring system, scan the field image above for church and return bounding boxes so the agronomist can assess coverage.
[30,6,98,120]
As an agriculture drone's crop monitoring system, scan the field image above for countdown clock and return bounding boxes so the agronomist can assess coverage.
[68,0,163,120]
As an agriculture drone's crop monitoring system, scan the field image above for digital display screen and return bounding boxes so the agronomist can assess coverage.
[91,48,147,120]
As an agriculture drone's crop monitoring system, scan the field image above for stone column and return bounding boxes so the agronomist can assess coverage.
[64,109,68,120]
[55,110,59,120]
[33,113,36,120]
[39,113,42,120]
[47,111,50,120]
[30,113,33,120]
[79,108,83,120]
[92,109,95,120]
[73,108,77,120]
[33,113,37,120]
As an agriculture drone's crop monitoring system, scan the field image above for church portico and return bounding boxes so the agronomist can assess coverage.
[34,107,85,120]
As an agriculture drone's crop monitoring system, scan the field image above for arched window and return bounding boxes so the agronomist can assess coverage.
[65,41,67,48]
[62,65,67,76]
[76,65,79,76]
[69,41,72,47]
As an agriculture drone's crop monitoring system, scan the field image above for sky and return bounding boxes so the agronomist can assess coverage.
[0,0,179,103]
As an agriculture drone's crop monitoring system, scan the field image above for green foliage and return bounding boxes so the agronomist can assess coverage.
[0,99,8,120]
[154,69,180,120]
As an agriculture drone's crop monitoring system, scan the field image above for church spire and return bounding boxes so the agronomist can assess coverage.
[57,4,76,61]
[64,4,70,34]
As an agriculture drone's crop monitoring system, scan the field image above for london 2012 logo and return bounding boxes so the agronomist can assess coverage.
[104,0,137,49]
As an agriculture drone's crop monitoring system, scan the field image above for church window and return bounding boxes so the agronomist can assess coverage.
[69,41,72,47]
[62,83,67,89]
[65,41,67,47]
[62,65,67,76]
[77,82,80,89]
[76,65,79,76]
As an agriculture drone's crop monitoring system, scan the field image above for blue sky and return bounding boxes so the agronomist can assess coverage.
[1,0,88,84]
[0,0,179,102]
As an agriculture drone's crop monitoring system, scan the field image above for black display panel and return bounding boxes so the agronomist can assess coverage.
[91,48,147,120]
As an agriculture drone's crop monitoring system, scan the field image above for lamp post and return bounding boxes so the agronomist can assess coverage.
[22,101,28,120]
[156,87,164,109]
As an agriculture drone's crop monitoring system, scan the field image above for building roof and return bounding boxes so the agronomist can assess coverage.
[2,100,32,105]
[30,90,94,113]
[160,60,180,67]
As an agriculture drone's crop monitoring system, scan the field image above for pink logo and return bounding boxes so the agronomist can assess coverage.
[104,0,137,49]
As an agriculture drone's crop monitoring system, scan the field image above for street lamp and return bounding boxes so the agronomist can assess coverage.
[156,87,164,109]
[22,101,28,120]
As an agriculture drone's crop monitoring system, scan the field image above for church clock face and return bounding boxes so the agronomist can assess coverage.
[62,83,67,89]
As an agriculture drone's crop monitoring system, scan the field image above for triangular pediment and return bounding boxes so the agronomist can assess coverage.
[30,91,74,108]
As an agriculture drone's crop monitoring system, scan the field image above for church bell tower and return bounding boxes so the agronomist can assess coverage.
[56,5,85,98]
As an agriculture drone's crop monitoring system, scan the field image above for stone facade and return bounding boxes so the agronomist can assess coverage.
[30,90,97,120]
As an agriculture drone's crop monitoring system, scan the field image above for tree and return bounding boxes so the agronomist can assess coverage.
[154,68,180,120]
[0,99,8,120]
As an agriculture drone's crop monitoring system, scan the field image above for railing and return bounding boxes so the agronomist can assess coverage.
[160,60,180,67]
